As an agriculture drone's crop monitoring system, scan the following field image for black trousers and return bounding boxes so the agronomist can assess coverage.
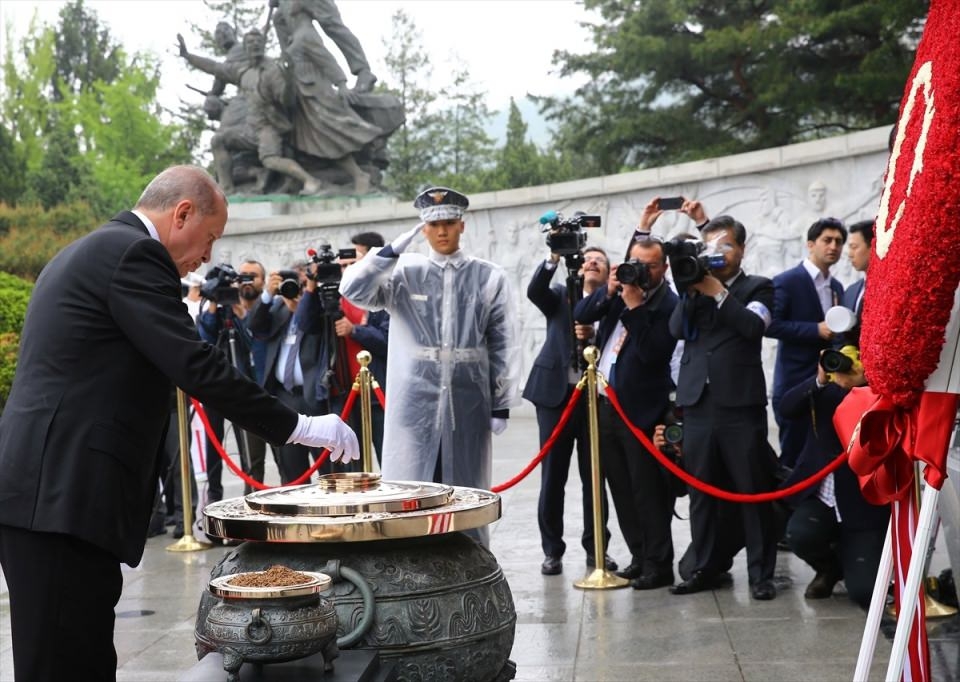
[535,387,610,559]
[787,496,886,608]
[0,524,122,681]
[772,393,806,469]
[683,391,778,584]
[598,398,675,573]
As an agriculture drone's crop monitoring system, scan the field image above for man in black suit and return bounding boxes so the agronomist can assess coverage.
[525,245,615,576]
[841,220,873,348]
[766,218,846,467]
[0,166,359,681]
[668,216,780,600]
[575,236,679,589]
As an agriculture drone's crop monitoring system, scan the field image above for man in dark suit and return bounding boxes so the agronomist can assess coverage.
[766,217,846,467]
[668,216,780,600]
[780,359,888,608]
[840,220,873,348]
[0,166,358,681]
[575,236,679,589]
[525,245,614,576]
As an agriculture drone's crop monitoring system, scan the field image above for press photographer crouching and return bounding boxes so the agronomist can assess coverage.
[574,234,679,589]
[668,216,781,600]
[779,328,889,607]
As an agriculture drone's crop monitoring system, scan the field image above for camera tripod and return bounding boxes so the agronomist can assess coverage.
[563,251,588,373]
[213,305,254,482]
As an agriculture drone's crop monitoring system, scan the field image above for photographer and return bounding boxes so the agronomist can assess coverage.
[573,235,678,589]
[249,265,330,483]
[779,343,887,607]
[667,216,780,600]
[525,243,615,575]
[197,260,270,494]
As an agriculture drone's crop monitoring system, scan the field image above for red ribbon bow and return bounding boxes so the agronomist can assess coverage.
[833,387,956,506]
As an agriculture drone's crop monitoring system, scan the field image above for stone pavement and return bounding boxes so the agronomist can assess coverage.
[1,415,957,681]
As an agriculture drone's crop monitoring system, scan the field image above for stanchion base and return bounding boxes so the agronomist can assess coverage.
[573,568,630,590]
[166,534,214,553]
[885,593,959,619]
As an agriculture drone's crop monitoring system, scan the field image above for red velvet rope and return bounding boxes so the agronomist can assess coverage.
[603,385,848,503]
[373,384,386,410]
[190,387,359,490]
[490,387,584,493]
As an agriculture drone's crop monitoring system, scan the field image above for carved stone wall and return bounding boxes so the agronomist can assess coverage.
[213,126,891,411]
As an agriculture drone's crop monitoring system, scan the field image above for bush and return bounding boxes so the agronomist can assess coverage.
[0,272,33,411]
[0,201,98,280]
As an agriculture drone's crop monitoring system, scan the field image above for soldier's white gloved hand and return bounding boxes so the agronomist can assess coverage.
[490,418,508,435]
[287,414,360,462]
[390,222,424,254]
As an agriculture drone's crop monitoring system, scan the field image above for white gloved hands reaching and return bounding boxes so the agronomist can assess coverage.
[490,417,508,436]
[287,414,360,462]
[390,222,424,254]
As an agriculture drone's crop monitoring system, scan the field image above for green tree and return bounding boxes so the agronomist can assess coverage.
[488,98,547,190]
[431,65,496,193]
[541,0,926,174]
[1,4,199,213]
[380,9,441,199]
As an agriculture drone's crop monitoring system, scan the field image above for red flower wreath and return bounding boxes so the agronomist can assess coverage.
[860,0,960,409]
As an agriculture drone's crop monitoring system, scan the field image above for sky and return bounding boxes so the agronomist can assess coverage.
[0,0,599,119]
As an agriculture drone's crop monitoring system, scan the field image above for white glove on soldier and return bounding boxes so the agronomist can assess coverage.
[287,414,360,462]
[390,222,424,254]
[490,418,508,436]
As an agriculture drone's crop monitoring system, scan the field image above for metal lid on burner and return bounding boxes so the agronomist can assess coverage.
[244,472,453,517]
[203,477,501,543]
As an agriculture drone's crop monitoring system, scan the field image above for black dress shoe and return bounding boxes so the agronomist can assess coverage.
[750,579,777,600]
[670,570,713,595]
[631,572,675,590]
[614,562,644,580]
[586,554,618,571]
[172,523,184,539]
[804,571,841,599]
[541,556,562,575]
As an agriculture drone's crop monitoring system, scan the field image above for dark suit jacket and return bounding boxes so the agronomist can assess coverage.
[574,282,678,431]
[778,375,889,531]
[249,294,326,413]
[840,278,865,348]
[0,212,298,566]
[766,263,844,401]
[523,261,579,409]
[669,273,773,408]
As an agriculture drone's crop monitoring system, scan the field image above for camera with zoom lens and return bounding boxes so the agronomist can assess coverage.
[200,263,240,305]
[662,237,726,290]
[278,269,302,300]
[659,404,684,457]
[539,210,601,256]
[616,259,653,289]
[820,345,862,375]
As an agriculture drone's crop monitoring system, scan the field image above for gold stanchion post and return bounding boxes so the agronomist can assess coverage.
[574,346,629,590]
[356,351,375,473]
[167,389,212,552]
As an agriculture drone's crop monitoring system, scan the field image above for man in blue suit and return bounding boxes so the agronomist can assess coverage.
[525,246,615,576]
[766,217,846,467]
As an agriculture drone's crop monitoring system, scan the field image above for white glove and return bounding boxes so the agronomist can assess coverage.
[490,417,508,435]
[390,222,424,254]
[287,414,360,462]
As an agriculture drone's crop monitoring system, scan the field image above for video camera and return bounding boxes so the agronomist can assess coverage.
[662,237,726,290]
[305,244,356,317]
[539,210,601,256]
[200,263,240,305]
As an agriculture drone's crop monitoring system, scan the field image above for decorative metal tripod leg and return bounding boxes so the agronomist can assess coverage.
[167,389,212,552]
[574,346,629,590]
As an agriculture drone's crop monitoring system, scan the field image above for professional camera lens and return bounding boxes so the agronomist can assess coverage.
[820,349,854,373]
[277,269,301,300]
[663,423,683,445]
[616,259,651,288]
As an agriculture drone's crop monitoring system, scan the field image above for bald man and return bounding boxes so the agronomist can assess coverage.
[0,165,358,681]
